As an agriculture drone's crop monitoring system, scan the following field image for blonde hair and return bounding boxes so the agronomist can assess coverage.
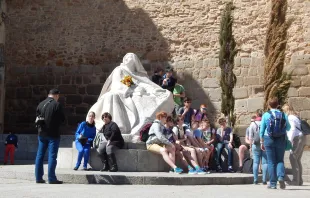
[282,104,297,116]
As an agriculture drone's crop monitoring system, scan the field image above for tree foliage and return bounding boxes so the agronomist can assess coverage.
[219,2,238,127]
[263,0,292,110]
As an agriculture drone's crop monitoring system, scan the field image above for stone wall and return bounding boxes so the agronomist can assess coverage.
[3,0,310,136]
[0,0,6,133]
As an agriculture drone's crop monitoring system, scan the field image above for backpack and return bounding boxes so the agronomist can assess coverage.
[242,158,253,174]
[296,119,310,136]
[266,111,286,138]
[252,121,261,144]
[232,134,241,148]
[139,123,153,142]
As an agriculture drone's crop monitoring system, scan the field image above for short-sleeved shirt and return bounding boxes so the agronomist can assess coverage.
[172,126,185,140]
[173,84,185,106]
[178,107,195,126]
[245,127,250,138]
[216,127,232,144]
[194,128,216,142]
[194,111,208,122]
[202,128,216,142]
[193,129,202,139]
[163,127,175,143]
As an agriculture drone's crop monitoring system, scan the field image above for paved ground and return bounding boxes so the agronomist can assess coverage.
[0,178,310,198]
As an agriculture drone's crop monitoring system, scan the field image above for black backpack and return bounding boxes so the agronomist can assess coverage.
[296,119,310,136]
[242,157,253,174]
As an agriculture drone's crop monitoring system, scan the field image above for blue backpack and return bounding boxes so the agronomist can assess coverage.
[266,111,286,137]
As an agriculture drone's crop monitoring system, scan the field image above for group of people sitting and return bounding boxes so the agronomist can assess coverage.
[73,96,308,189]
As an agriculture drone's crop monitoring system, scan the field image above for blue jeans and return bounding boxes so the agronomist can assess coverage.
[264,135,286,187]
[216,142,233,167]
[252,144,268,183]
[75,141,91,169]
[35,136,60,182]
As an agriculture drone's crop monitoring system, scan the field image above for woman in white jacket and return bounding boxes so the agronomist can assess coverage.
[282,104,307,186]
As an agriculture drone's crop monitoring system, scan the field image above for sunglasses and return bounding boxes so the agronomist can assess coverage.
[185,101,192,103]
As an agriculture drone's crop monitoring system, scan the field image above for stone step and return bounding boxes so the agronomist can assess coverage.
[0,164,259,185]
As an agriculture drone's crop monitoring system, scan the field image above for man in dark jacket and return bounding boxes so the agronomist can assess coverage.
[160,66,176,92]
[151,67,164,86]
[35,88,65,184]
[4,132,18,165]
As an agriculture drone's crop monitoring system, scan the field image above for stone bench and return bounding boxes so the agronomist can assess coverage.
[57,141,250,172]
[57,141,310,174]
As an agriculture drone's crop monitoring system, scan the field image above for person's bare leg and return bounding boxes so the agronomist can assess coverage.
[166,145,176,164]
[205,150,211,167]
[195,148,203,167]
[160,148,177,169]
[177,150,189,168]
[238,145,247,167]
[185,147,199,167]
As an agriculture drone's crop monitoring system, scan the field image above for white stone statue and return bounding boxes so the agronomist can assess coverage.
[88,53,174,142]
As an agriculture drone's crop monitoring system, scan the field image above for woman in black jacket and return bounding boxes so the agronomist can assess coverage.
[98,112,124,172]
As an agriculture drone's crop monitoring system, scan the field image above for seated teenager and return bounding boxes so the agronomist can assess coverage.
[194,104,208,122]
[186,120,209,168]
[164,116,196,174]
[172,116,206,174]
[194,119,215,172]
[215,118,234,173]
[146,111,183,174]
[237,119,253,173]
[178,97,195,133]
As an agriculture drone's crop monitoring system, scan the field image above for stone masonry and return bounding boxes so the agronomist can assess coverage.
[2,0,310,141]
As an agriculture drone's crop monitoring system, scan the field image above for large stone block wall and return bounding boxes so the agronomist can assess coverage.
[3,0,310,135]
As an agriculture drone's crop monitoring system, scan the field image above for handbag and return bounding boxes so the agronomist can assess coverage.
[285,135,292,151]
[78,136,88,146]
[35,99,53,127]
[93,132,103,149]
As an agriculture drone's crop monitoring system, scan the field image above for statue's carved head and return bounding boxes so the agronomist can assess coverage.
[123,53,137,72]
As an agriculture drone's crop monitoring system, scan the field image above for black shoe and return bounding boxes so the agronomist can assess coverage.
[48,180,63,184]
[36,180,46,184]
[216,166,223,173]
[254,181,259,185]
[82,167,88,171]
[108,153,118,172]
[3,162,7,165]
[279,180,286,189]
[263,182,267,185]
[228,168,235,173]
[73,167,78,171]
[237,166,243,173]
[99,152,109,172]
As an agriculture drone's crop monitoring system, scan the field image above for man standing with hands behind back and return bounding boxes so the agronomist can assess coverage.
[35,88,65,184]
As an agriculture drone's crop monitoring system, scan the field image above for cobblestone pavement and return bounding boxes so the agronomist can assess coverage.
[0,178,310,198]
